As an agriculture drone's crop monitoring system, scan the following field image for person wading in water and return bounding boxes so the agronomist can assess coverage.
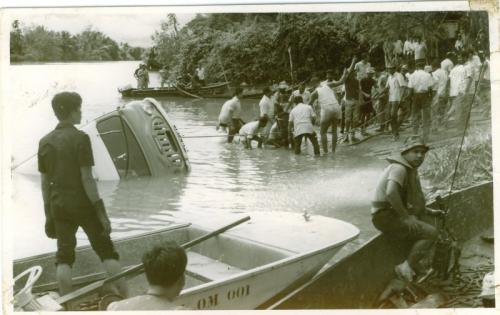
[308,56,356,155]
[38,92,128,308]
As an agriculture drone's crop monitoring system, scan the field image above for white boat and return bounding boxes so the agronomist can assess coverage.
[13,211,359,310]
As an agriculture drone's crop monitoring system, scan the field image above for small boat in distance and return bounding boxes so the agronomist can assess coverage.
[13,211,360,310]
[118,82,262,99]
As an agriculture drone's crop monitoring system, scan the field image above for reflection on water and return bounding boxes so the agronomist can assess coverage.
[9,61,385,258]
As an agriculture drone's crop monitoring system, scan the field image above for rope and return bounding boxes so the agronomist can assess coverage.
[445,62,486,212]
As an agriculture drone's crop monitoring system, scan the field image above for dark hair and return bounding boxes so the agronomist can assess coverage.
[258,116,269,125]
[142,241,187,287]
[293,95,303,104]
[233,87,243,97]
[432,59,440,69]
[51,92,82,121]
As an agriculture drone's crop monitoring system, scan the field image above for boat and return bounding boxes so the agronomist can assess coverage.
[118,82,262,99]
[267,181,494,309]
[12,211,360,310]
[14,97,190,179]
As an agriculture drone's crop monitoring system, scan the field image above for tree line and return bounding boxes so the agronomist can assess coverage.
[10,20,145,63]
[151,11,488,85]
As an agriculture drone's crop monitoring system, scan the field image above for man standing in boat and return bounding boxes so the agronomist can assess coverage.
[217,87,244,143]
[108,241,188,310]
[38,92,128,303]
[371,136,444,282]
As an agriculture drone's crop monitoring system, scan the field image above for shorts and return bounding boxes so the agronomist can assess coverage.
[320,106,341,122]
[371,208,434,241]
[54,209,119,266]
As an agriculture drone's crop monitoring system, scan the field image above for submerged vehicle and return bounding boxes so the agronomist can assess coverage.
[15,98,190,180]
[13,211,360,311]
[268,182,494,309]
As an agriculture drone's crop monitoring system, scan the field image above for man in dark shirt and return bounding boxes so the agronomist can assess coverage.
[359,67,377,135]
[38,92,128,301]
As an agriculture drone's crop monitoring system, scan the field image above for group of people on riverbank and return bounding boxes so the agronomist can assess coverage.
[217,46,490,156]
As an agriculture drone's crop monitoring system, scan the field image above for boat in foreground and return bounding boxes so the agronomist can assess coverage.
[13,211,360,310]
[268,182,494,309]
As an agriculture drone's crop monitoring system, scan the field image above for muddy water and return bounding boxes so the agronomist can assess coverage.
[8,61,386,258]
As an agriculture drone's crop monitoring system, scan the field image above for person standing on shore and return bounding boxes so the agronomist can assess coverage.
[359,67,377,135]
[38,92,128,304]
[217,87,244,143]
[384,64,407,140]
[408,60,434,142]
[343,69,361,144]
[431,59,449,130]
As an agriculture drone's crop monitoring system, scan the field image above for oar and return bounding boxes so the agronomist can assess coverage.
[174,84,203,99]
[56,216,250,305]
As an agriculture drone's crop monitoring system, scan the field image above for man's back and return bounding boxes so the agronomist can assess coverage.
[38,123,93,212]
[108,295,186,311]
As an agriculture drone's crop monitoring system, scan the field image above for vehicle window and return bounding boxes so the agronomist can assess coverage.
[97,116,151,178]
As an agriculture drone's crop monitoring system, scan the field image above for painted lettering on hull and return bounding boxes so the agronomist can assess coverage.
[196,284,250,309]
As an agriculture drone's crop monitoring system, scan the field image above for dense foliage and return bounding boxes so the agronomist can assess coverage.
[10,21,145,63]
[151,11,487,85]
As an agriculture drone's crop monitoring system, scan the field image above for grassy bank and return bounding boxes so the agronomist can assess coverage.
[421,127,492,199]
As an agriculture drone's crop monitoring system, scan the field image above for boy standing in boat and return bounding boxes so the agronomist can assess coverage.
[371,136,444,282]
[108,241,188,310]
[38,92,128,301]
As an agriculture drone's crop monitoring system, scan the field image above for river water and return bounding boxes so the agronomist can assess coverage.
[7,61,386,259]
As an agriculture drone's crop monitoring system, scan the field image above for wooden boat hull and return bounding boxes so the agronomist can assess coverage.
[269,182,494,309]
[119,84,262,99]
[13,213,360,310]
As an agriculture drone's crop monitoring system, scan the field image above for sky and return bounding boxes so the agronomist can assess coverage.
[9,12,196,47]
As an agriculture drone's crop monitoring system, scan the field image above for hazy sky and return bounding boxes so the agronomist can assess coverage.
[10,12,195,47]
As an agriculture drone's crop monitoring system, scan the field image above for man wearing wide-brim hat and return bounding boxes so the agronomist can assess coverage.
[370,136,444,282]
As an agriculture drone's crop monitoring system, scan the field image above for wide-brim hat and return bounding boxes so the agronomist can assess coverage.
[401,136,430,154]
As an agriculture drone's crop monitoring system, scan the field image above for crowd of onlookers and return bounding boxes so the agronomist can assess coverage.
[217,39,490,156]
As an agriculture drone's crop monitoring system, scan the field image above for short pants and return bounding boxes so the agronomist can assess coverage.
[371,208,435,241]
[53,208,119,266]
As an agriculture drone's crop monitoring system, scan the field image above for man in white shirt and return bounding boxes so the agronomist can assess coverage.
[195,65,205,86]
[239,117,268,149]
[354,54,371,81]
[440,52,454,75]
[217,87,244,143]
[408,60,434,142]
[309,57,356,155]
[259,87,274,140]
[403,37,414,60]
[448,53,473,128]
[384,64,407,140]
[431,59,449,129]
[289,84,311,107]
[289,95,320,156]
[413,36,427,63]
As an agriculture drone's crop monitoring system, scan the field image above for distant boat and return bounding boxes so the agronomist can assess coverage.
[118,82,262,99]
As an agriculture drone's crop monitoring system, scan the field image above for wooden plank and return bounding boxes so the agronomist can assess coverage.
[186,252,244,282]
